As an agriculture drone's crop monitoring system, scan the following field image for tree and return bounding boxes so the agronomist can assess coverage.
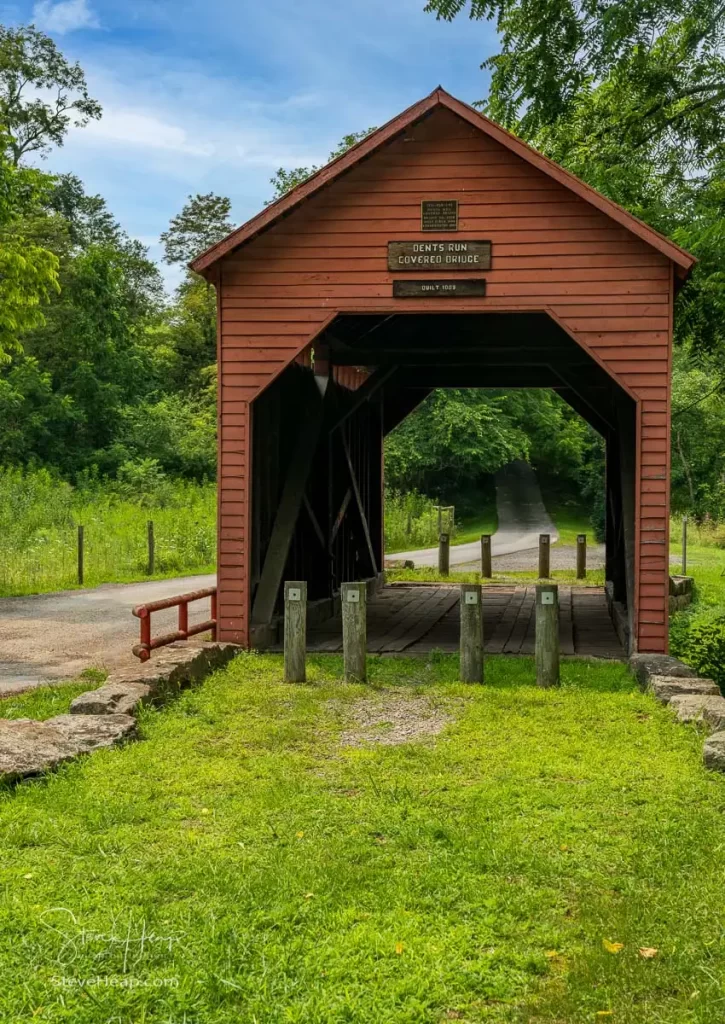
[0,25,101,165]
[0,136,59,361]
[269,127,378,200]
[160,192,233,267]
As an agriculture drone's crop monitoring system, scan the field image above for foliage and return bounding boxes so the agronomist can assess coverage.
[671,616,725,688]
[384,488,449,551]
[0,24,101,165]
[160,192,233,267]
[0,139,59,361]
[385,388,603,526]
[670,355,725,519]
[0,466,216,596]
[268,127,378,200]
[0,670,104,720]
[3,653,725,1020]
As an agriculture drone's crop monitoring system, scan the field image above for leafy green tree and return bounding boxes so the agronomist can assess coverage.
[0,25,101,165]
[160,192,233,267]
[269,127,378,200]
[0,137,59,361]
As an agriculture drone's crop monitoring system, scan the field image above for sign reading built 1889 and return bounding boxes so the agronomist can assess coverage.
[388,240,492,272]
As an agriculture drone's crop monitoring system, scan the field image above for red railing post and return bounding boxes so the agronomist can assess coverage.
[132,586,218,661]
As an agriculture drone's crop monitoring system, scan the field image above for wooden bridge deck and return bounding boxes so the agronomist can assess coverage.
[302,584,624,659]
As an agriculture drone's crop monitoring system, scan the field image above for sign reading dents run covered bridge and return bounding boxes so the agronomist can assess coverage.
[190,87,696,656]
[388,240,492,271]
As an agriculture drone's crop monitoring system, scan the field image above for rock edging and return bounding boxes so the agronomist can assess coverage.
[1,641,238,783]
[629,653,725,773]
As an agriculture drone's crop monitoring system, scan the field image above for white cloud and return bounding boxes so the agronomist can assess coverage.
[32,0,99,34]
[80,108,215,158]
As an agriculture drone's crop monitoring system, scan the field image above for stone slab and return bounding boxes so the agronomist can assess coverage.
[69,641,239,716]
[668,694,725,729]
[703,731,725,772]
[70,681,152,717]
[648,675,720,704]
[630,653,697,689]
[0,714,136,780]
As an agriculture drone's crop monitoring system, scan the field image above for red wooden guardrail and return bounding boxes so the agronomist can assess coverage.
[132,587,217,661]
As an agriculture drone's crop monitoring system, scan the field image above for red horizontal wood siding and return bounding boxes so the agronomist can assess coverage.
[217,107,673,651]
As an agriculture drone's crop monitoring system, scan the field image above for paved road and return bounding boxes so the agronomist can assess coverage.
[0,575,216,695]
[390,461,559,567]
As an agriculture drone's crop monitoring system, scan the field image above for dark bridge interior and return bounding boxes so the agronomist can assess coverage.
[249,312,636,649]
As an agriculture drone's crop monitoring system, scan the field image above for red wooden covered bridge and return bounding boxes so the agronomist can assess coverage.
[190,87,695,656]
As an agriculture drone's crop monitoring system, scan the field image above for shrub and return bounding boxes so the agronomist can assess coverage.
[671,614,725,689]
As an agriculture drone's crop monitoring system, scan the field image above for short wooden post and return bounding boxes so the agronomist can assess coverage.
[459,583,484,683]
[284,581,307,683]
[576,534,586,579]
[438,532,450,575]
[147,520,155,575]
[480,534,492,578]
[538,533,551,579]
[535,583,560,688]
[77,525,84,586]
[342,581,366,682]
[682,516,688,575]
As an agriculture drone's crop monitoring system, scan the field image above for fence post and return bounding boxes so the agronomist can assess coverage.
[77,525,84,586]
[460,583,484,683]
[438,532,450,575]
[480,534,492,578]
[535,583,560,688]
[147,520,155,575]
[342,582,367,682]
[538,533,551,579]
[284,581,307,683]
[682,516,688,575]
[576,534,587,580]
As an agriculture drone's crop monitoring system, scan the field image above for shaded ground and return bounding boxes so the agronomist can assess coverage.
[390,461,559,566]
[0,574,215,694]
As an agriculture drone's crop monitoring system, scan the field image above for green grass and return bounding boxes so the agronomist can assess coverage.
[0,467,216,598]
[386,567,606,587]
[0,670,106,721]
[1,652,724,1022]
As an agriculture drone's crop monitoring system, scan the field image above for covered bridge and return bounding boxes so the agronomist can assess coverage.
[191,87,695,655]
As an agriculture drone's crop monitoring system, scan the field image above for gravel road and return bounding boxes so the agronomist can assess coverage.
[0,575,216,695]
[390,460,559,567]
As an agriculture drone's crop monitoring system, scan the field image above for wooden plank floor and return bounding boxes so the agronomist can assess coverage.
[300,584,624,659]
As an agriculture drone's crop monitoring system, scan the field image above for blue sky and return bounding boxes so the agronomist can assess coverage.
[3,0,497,288]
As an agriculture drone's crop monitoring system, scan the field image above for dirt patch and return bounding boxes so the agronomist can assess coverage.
[332,691,460,747]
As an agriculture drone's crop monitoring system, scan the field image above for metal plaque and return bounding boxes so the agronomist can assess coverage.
[347,589,360,603]
[464,591,479,605]
[287,587,302,602]
[421,200,458,231]
[393,279,487,298]
[388,240,491,272]
[541,592,555,605]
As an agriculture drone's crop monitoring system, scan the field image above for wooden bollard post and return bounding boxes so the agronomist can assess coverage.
[535,583,560,688]
[576,533,586,580]
[342,581,367,683]
[77,525,84,586]
[460,583,484,683]
[284,581,307,683]
[438,532,450,575]
[682,515,688,575]
[538,533,551,579]
[480,534,492,578]
[147,520,155,575]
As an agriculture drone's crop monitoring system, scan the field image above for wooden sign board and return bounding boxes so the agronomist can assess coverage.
[393,279,487,298]
[388,240,491,272]
[421,200,458,231]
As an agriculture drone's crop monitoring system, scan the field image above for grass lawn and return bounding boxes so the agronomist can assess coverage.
[2,653,725,1022]
[386,567,606,587]
[0,669,106,721]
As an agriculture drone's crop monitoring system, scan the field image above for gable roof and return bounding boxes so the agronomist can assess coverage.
[190,86,696,279]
